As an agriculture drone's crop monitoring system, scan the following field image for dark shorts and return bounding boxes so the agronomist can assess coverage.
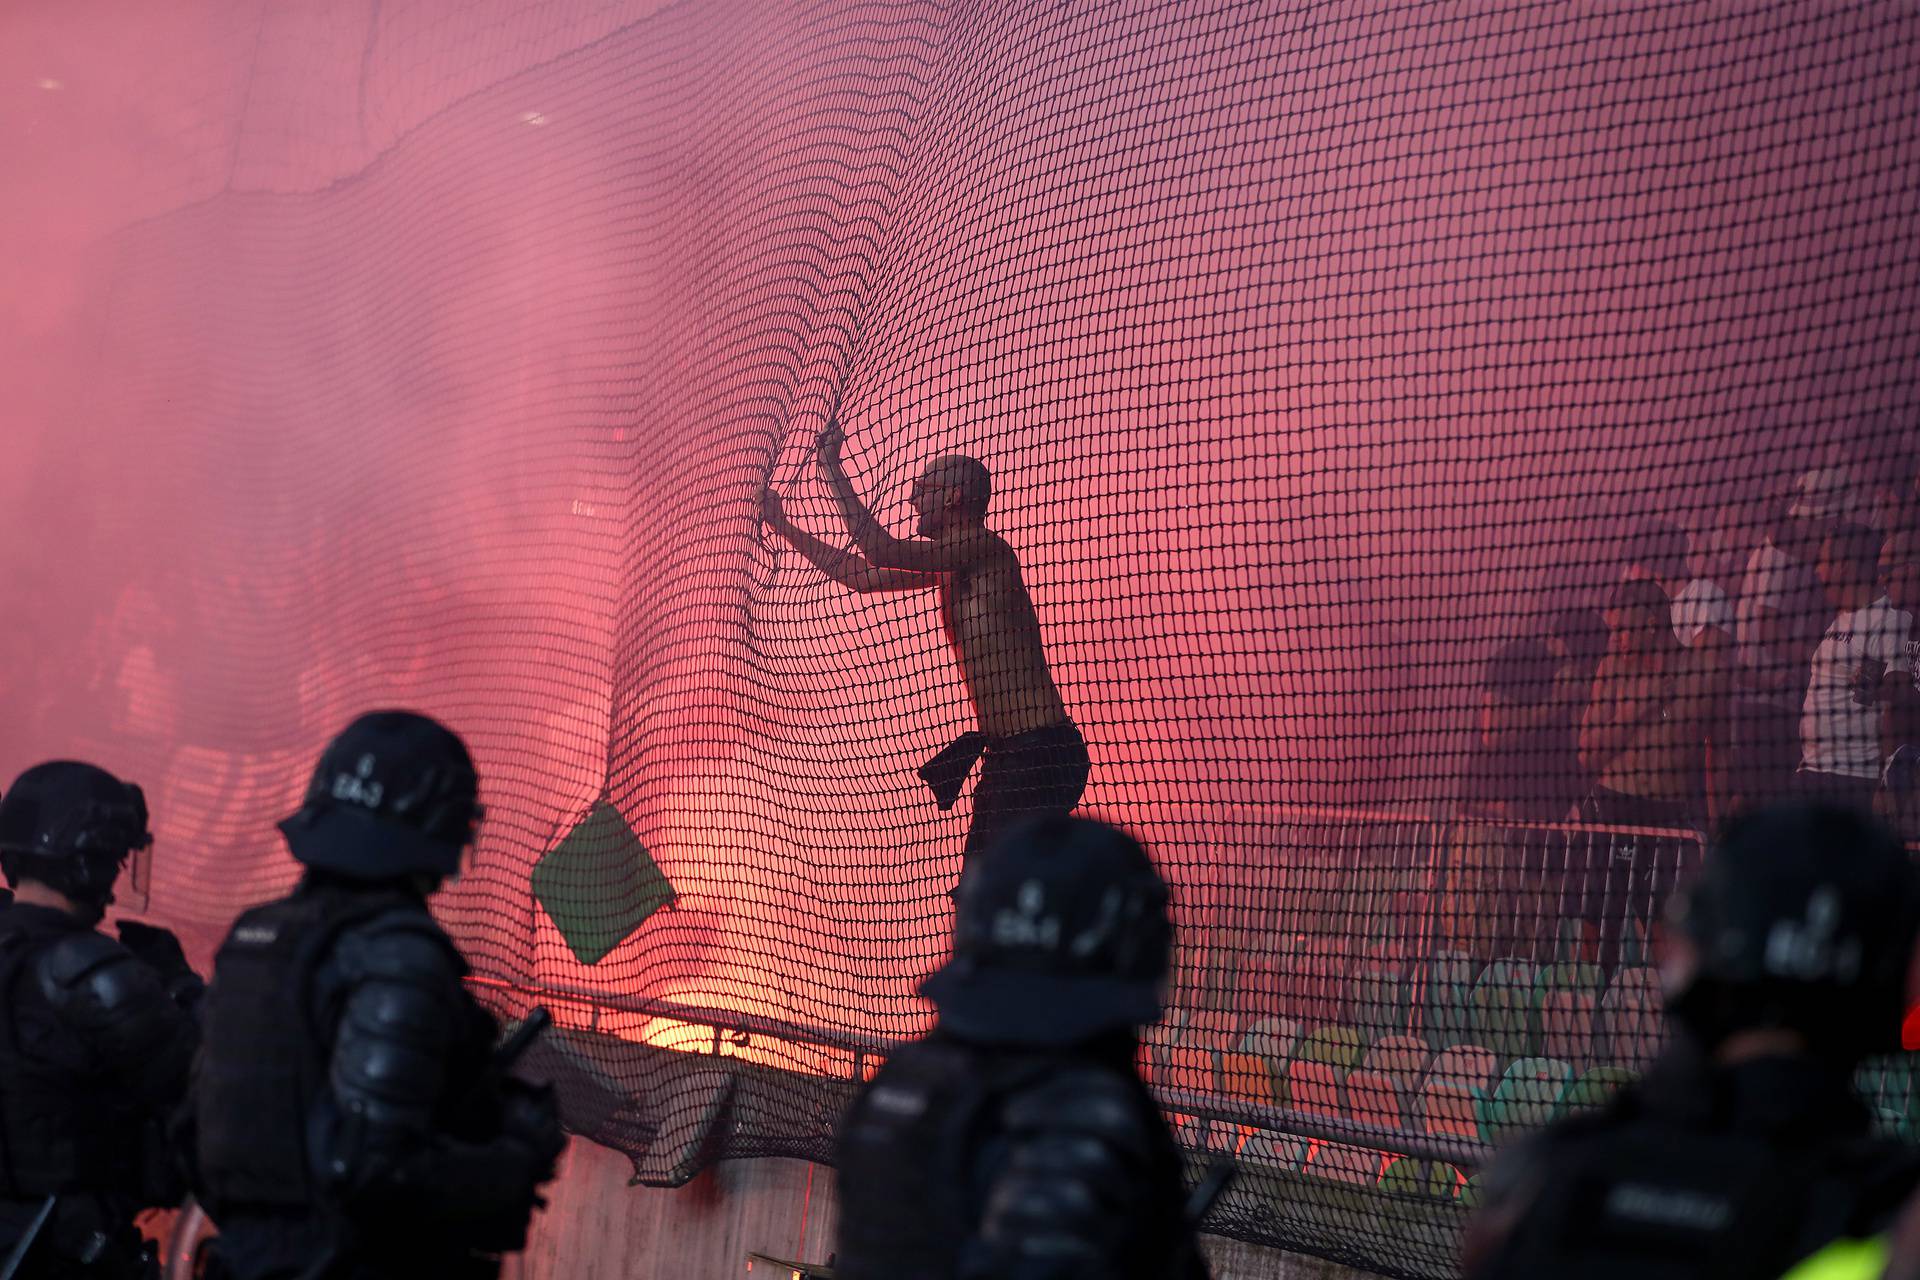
[1793,768,1881,817]
[1730,698,1801,804]
[963,722,1091,861]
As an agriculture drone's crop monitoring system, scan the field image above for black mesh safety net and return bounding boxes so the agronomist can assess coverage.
[4,2,1920,1276]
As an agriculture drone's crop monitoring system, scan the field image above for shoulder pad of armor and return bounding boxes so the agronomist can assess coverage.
[999,1066,1157,1153]
[36,929,138,993]
[35,930,173,1026]
[330,910,465,985]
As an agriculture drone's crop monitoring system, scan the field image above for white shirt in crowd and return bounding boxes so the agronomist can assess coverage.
[1671,578,1734,648]
[1799,595,1913,779]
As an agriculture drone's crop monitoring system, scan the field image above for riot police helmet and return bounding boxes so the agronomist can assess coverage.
[0,760,152,914]
[279,711,482,880]
[1666,801,1920,1060]
[921,814,1173,1047]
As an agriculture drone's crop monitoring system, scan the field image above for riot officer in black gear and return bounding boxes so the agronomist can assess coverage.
[835,814,1207,1280]
[185,711,564,1280]
[1466,802,1920,1280]
[0,761,202,1278]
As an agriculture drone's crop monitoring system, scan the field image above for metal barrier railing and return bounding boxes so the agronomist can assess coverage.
[467,808,1711,1182]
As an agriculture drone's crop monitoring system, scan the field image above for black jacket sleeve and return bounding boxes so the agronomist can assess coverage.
[965,1068,1187,1280]
[37,931,198,1111]
[317,918,547,1251]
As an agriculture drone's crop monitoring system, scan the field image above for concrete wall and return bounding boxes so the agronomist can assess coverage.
[507,1138,1381,1280]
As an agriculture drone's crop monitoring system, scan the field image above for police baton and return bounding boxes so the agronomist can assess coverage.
[0,1194,55,1280]
[1185,1157,1236,1230]
[495,1006,552,1073]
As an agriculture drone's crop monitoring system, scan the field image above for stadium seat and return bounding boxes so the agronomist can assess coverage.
[1284,1058,1347,1120]
[1461,1172,1485,1209]
[1346,1067,1409,1132]
[1481,1056,1574,1144]
[1359,1033,1432,1096]
[1238,1127,1309,1173]
[1422,950,1478,1049]
[1596,967,1665,1067]
[1378,1156,1461,1200]
[1555,918,1599,967]
[1618,916,1655,969]
[1303,1139,1381,1187]
[1234,1015,1301,1105]
[1424,1043,1499,1093]
[1297,1024,1367,1071]
[1417,1045,1498,1143]
[1220,1050,1275,1106]
[1561,1064,1637,1114]
[1469,960,1540,1060]
[1155,1044,1220,1093]
[1537,984,1599,1070]
[1237,1014,1303,1062]
[1346,951,1408,1041]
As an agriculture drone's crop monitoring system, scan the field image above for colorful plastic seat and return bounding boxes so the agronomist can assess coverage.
[1239,1128,1308,1173]
[1378,1156,1461,1200]
[1346,1068,1409,1132]
[1360,1033,1433,1097]
[1561,1064,1637,1114]
[1237,1015,1302,1062]
[1423,950,1477,1048]
[1481,1056,1574,1143]
[1469,960,1540,1060]
[1537,984,1599,1070]
[1346,947,1408,1040]
[1220,1051,1274,1106]
[1596,967,1665,1067]
[1297,1024,1367,1072]
[1418,1045,1499,1143]
[1303,1139,1380,1187]
[1284,1058,1347,1121]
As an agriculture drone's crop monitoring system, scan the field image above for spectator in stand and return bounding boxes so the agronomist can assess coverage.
[1578,577,1731,830]
[1623,520,1733,650]
[1546,607,1607,768]
[1795,523,1912,814]
[1732,479,1840,808]
[1460,638,1583,823]
[1881,531,1920,840]
[1455,637,1589,960]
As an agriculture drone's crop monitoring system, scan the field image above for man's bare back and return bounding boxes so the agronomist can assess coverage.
[759,419,1088,862]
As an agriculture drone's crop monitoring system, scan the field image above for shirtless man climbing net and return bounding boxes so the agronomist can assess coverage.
[760,418,1088,867]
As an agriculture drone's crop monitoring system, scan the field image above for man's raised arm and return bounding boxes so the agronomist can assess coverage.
[814,423,998,574]
[760,486,935,594]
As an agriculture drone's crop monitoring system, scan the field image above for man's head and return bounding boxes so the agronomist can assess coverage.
[1817,522,1885,609]
[909,455,991,538]
[921,815,1172,1048]
[1882,529,1920,616]
[1603,577,1673,659]
[0,761,152,924]
[280,710,482,891]
[1664,802,1920,1064]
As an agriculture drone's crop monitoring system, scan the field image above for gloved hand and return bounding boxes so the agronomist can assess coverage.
[500,1080,567,1181]
[116,920,193,981]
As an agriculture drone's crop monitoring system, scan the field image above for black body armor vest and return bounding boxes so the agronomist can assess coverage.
[0,927,143,1201]
[191,884,424,1213]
